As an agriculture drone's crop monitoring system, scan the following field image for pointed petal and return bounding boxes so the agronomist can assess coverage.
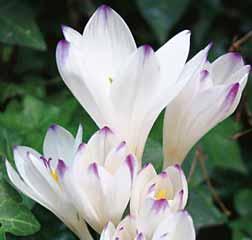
[100,222,116,240]
[211,52,245,85]
[6,160,45,206]
[106,154,137,224]
[160,46,209,166]
[156,30,191,89]
[153,211,195,240]
[13,146,59,205]
[130,164,157,216]
[83,5,136,80]
[43,124,75,166]
[74,124,83,153]
[56,40,107,127]
[136,198,170,239]
[86,127,120,166]
[165,165,188,210]
[61,25,83,46]
[111,45,161,160]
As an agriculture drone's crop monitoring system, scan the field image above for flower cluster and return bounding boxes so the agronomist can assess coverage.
[6,4,250,240]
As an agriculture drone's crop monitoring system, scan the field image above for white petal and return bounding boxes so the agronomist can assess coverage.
[6,160,45,207]
[13,146,59,206]
[86,127,121,166]
[210,52,245,85]
[130,164,157,216]
[104,141,129,174]
[111,45,161,160]
[62,25,83,46]
[74,124,83,153]
[56,40,107,127]
[153,211,195,240]
[83,5,136,80]
[156,30,191,89]
[165,81,245,165]
[165,165,188,211]
[136,198,170,239]
[161,46,209,166]
[105,154,137,225]
[100,222,116,240]
[43,124,75,166]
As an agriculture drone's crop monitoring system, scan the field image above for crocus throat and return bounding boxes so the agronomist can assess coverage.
[155,189,168,200]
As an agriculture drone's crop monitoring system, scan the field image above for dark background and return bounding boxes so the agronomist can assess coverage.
[0,0,251,239]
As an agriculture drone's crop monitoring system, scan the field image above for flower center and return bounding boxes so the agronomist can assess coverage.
[155,189,168,200]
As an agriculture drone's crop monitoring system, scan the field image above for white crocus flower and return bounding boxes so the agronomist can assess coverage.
[6,124,93,240]
[163,51,250,167]
[65,126,138,234]
[100,211,195,240]
[56,5,207,164]
[130,163,188,224]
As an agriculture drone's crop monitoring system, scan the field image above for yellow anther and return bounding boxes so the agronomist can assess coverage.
[51,169,59,183]
[155,189,168,200]
[108,76,113,84]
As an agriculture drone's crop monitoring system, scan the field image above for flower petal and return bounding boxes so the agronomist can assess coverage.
[43,124,75,166]
[100,222,116,240]
[56,40,107,127]
[156,30,191,89]
[163,46,209,168]
[86,127,120,166]
[130,163,157,216]
[210,52,245,85]
[82,5,136,81]
[153,211,195,240]
[111,45,161,161]
[165,165,188,211]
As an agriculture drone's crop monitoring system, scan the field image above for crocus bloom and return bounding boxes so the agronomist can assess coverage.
[163,50,250,167]
[130,163,188,221]
[6,125,93,240]
[100,211,195,240]
[56,5,207,164]
[65,126,138,233]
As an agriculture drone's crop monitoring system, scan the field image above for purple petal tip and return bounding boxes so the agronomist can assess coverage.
[88,162,99,178]
[13,145,18,151]
[225,82,240,107]
[159,171,168,178]
[143,44,153,56]
[116,141,126,151]
[57,159,67,178]
[98,4,112,19]
[200,70,209,80]
[126,154,135,181]
[174,164,182,171]
[229,52,243,64]
[136,233,144,240]
[57,40,70,65]
[100,126,113,135]
[78,143,86,151]
[49,124,58,131]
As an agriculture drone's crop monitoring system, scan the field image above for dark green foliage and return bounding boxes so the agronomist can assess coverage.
[0,0,251,239]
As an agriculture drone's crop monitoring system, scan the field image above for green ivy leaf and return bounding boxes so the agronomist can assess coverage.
[234,189,252,217]
[200,118,246,173]
[0,0,46,50]
[136,0,190,43]
[0,199,40,236]
[187,185,226,229]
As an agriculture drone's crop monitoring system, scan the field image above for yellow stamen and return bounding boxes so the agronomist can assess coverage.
[51,169,59,183]
[155,189,168,200]
[108,76,113,84]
